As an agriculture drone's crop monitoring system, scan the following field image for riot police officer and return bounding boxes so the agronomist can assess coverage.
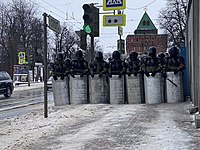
[141,46,161,77]
[71,50,89,77]
[64,57,71,76]
[163,46,185,74]
[127,51,141,76]
[109,50,126,78]
[90,51,109,78]
[157,52,167,78]
[51,52,65,80]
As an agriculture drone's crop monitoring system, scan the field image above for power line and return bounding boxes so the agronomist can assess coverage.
[29,0,82,30]
[127,0,157,11]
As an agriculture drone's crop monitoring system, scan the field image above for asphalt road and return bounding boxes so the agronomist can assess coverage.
[0,84,53,119]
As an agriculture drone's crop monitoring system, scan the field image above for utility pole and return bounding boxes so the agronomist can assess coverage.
[43,13,48,118]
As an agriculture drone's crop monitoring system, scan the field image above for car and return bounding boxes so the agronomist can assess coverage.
[47,76,53,90]
[0,71,14,97]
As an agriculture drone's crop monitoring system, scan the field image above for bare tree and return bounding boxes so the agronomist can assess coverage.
[52,24,76,60]
[158,0,186,48]
[0,0,43,76]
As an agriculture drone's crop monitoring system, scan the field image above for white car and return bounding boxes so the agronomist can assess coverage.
[47,76,53,90]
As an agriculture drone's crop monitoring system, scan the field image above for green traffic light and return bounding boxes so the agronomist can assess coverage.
[83,25,92,33]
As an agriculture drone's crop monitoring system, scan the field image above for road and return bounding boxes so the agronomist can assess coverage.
[0,84,53,119]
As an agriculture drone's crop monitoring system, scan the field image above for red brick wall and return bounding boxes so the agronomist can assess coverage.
[126,34,168,55]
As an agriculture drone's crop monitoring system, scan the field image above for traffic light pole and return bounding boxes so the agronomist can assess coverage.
[27,65,30,86]
[43,13,48,118]
[91,34,94,61]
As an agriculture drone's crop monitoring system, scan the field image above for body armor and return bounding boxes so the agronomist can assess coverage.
[71,50,89,77]
[109,51,126,78]
[51,52,65,80]
[163,46,185,74]
[141,46,161,77]
[90,51,109,78]
[127,51,141,76]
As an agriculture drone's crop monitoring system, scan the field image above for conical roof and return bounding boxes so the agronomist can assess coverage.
[136,11,157,30]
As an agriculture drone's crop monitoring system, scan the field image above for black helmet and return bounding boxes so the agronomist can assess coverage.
[157,52,165,60]
[129,51,138,61]
[112,51,121,60]
[168,46,179,57]
[75,50,83,59]
[56,52,64,61]
[95,51,103,61]
[148,46,156,57]
[64,58,71,67]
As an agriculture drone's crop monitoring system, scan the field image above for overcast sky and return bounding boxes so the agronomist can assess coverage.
[32,0,166,53]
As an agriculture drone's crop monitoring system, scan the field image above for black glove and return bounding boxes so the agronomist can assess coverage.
[53,75,57,80]
[151,72,156,77]
[91,73,94,78]
[134,73,138,76]
[60,75,65,80]
[118,73,122,78]
[71,74,75,78]
[145,72,150,77]
[174,70,178,75]
[80,74,84,77]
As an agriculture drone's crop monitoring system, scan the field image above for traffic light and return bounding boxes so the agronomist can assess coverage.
[82,4,99,37]
[29,54,33,64]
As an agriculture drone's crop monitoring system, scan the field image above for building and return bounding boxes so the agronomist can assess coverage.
[186,0,200,127]
[126,11,167,55]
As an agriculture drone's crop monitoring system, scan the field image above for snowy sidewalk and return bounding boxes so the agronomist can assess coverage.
[0,102,200,150]
[13,82,44,92]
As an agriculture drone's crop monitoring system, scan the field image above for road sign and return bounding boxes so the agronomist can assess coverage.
[18,59,25,65]
[103,14,126,27]
[103,0,126,11]
[48,15,61,33]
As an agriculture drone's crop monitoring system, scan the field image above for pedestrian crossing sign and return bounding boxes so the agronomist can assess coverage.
[103,0,126,11]
[18,52,26,64]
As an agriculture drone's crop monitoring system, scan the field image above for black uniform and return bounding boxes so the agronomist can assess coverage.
[163,46,185,74]
[141,46,161,77]
[71,50,89,77]
[109,51,126,78]
[51,52,65,80]
[127,51,141,76]
[90,51,109,78]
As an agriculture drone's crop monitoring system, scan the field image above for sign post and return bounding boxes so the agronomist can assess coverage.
[43,13,61,118]
[43,13,48,118]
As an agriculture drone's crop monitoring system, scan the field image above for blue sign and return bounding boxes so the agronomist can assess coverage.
[103,0,126,11]
[20,53,25,59]
[106,0,123,7]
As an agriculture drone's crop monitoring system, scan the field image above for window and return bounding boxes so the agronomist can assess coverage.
[147,20,150,25]
[143,20,146,25]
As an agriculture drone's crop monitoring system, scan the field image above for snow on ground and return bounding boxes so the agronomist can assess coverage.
[0,102,199,150]
[0,104,111,150]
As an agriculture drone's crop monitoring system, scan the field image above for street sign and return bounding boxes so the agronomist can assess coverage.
[48,15,61,33]
[103,0,126,11]
[18,52,26,64]
[18,59,25,65]
[18,52,25,59]
[118,26,123,36]
[103,14,126,27]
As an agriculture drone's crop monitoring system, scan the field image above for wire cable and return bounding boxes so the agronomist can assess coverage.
[127,0,157,11]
